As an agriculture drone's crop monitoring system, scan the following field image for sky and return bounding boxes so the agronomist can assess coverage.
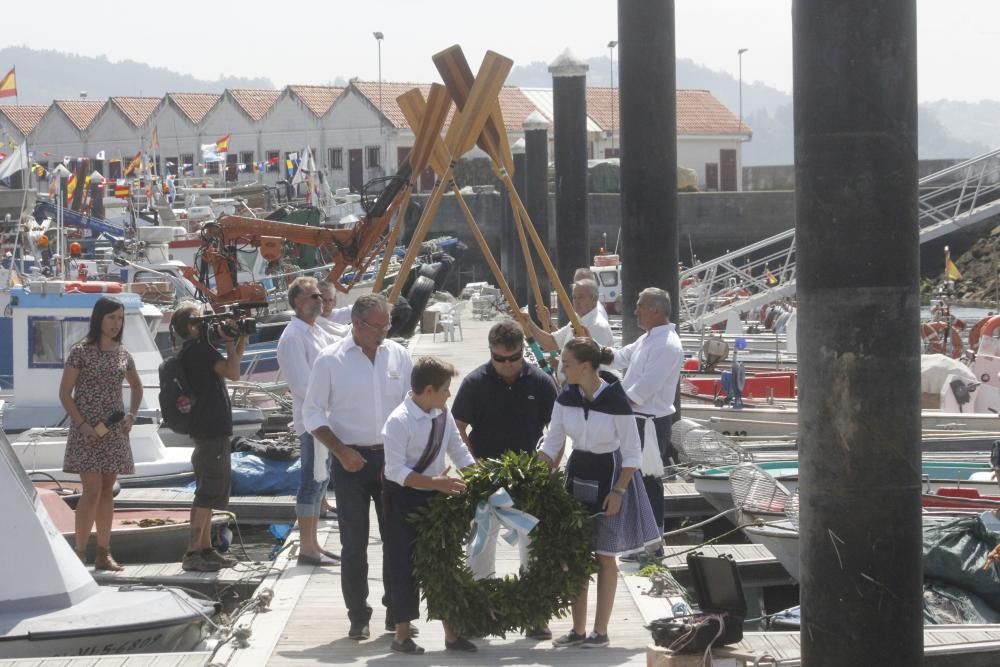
[6,1,999,103]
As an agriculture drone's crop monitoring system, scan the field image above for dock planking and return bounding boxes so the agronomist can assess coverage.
[89,561,270,596]
[113,488,296,524]
[0,653,211,666]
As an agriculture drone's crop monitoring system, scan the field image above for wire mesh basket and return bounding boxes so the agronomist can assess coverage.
[730,463,791,515]
[677,428,745,467]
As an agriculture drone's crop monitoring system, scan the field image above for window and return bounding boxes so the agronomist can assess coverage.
[108,160,122,180]
[165,157,178,176]
[266,150,280,173]
[329,148,343,170]
[597,269,619,287]
[239,151,255,175]
[366,146,380,168]
[205,161,220,175]
[181,154,194,176]
[29,317,89,368]
[604,148,620,158]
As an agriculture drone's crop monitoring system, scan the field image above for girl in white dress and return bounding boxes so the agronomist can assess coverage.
[540,338,661,648]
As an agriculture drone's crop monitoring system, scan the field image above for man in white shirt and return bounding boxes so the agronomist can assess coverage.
[607,287,684,547]
[276,276,340,567]
[519,279,614,354]
[303,293,413,641]
[318,280,353,332]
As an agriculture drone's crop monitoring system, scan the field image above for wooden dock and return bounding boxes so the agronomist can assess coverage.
[90,560,270,597]
[663,481,714,518]
[113,487,296,524]
[0,655,211,667]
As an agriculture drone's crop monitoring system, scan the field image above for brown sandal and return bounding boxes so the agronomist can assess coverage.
[94,546,124,572]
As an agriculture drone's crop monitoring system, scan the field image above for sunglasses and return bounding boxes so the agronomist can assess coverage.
[491,349,524,363]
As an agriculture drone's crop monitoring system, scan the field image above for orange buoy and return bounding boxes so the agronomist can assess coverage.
[921,322,963,358]
[64,281,123,294]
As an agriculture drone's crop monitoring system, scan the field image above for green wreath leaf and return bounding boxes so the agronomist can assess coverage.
[411,451,598,637]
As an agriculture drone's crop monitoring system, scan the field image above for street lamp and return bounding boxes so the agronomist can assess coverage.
[737,48,748,135]
[374,32,384,135]
[608,40,618,157]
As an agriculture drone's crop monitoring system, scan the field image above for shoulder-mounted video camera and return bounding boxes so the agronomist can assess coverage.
[190,303,262,340]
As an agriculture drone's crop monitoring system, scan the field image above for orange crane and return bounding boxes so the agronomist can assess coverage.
[179,162,411,308]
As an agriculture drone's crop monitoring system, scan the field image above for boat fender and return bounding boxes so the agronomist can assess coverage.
[64,281,123,293]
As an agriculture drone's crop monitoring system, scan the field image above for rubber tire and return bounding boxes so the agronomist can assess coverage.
[390,275,435,339]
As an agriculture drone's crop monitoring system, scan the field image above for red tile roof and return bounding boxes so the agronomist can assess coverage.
[229,89,281,121]
[586,87,750,135]
[110,97,161,127]
[350,81,533,131]
[53,100,104,131]
[287,85,345,117]
[0,104,48,136]
[166,93,221,125]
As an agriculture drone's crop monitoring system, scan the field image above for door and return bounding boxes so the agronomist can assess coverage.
[348,149,363,192]
[705,163,719,191]
[225,153,238,183]
[720,149,737,191]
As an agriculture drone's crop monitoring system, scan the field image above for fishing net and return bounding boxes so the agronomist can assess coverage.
[730,463,790,515]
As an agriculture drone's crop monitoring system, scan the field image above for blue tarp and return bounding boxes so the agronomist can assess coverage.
[185,452,301,497]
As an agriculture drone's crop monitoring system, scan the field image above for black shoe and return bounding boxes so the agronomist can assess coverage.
[348,621,370,640]
[385,619,418,636]
[526,626,552,640]
[320,549,341,561]
[391,638,424,654]
[580,632,609,648]
[552,629,587,647]
[445,636,477,652]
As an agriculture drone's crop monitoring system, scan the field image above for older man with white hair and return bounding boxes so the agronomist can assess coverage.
[605,287,683,556]
[519,279,614,353]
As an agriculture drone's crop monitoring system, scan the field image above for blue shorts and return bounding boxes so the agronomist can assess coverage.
[296,432,331,517]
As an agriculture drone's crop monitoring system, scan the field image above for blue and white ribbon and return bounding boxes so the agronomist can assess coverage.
[468,488,539,558]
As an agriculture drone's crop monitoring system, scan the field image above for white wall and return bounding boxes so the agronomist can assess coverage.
[86,106,142,161]
[30,110,86,165]
[259,94,322,186]
[149,103,201,177]
[677,136,745,191]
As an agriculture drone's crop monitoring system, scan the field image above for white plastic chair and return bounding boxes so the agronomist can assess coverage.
[437,301,465,342]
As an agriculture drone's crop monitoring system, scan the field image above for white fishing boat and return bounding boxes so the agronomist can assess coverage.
[0,429,216,658]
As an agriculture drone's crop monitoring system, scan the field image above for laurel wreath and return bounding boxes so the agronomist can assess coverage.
[410,451,598,637]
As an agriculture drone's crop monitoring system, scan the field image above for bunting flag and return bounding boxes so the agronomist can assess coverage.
[0,67,15,99]
[66,173,78,197]
[32,163,46,178]
[149,127,159,152]
[113,181,130,198]
[215,133,230,153]
[945,246,962,281]
[123,151,142,176]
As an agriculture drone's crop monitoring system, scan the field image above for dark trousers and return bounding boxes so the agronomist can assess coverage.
[331,448,393,625]
[637,415,674,536]
[382,480,434,624]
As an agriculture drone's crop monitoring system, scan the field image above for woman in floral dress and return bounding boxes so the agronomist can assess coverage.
[59,297,143,571]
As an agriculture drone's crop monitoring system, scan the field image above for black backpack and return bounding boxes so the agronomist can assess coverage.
[159,347,196,434]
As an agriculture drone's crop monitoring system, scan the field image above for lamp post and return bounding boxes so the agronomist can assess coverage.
[374,32,384,135]
[608,40,618,157]
[738,47,748,135]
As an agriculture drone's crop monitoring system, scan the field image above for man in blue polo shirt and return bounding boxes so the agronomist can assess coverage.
[452,319,557,639]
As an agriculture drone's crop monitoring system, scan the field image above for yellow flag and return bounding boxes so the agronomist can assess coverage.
[946,257,962,281]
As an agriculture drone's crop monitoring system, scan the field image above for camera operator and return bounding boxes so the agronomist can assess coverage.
[169,301,248,572]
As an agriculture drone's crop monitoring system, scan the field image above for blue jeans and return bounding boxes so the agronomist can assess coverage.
[296,433,330,517]
[332,448,393,625]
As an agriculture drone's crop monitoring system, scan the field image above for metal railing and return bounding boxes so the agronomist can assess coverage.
[681,148,1000,331]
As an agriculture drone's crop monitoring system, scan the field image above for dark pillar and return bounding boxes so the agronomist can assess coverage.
[508,138,528,306]
[794,2,922,665]
[549,52,590,324]
[618,0,678,343]
[524,112,551,314]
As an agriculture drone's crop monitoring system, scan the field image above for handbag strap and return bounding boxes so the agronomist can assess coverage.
[412,412,447,475]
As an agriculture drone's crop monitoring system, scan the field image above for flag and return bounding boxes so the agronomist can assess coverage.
[6,137,13,151]
[0,140,27,180]
[95,150,105,160]
[200,143,223,162]
[66,173,78,197]
[945,246,962,281]
[0,68,15,99]
[215,133,230,153]
[149,127,160,152]
[63,155,71,165]
[123,151,142,176]
[32,163,46,178]
[114,181,130,198]
[765,268,778,286]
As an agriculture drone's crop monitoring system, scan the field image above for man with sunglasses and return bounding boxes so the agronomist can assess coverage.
[317,280,352,336]
[303,293,413,641]
[451,320,557,639]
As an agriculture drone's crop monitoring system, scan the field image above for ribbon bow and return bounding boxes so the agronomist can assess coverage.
[468,488,539,558]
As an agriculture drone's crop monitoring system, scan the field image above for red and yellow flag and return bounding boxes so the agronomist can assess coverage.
[945,246,962,281]
[0,68,16,99]
[123,151,142,176]
[215,134,231,153]
[66,173,78,197]
[765,268,779,286]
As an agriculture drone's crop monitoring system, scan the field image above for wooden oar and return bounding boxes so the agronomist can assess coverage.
[433,45,584,336]
[387,50,512,305]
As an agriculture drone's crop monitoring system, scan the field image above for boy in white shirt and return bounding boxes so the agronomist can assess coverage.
[382,357,478,655]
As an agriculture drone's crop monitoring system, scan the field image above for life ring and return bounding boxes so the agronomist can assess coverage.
[971,315,1000,352]
[921,322,963,358]
[64,281,123,294]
